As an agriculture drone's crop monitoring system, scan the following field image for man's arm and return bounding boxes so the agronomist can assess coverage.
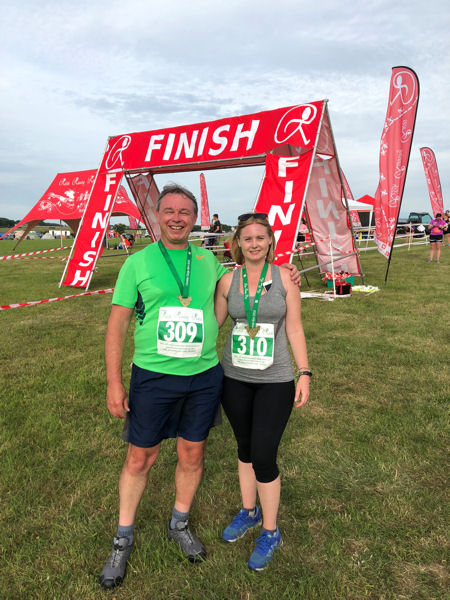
[105,304,134,418]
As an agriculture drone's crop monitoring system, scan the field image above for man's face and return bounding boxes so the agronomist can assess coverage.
[157,193,197,248]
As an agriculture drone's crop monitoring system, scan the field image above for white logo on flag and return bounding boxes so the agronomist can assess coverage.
[274,104,318,146]
[105,135,132,169]
[421,149,433,165]
[390,71,416,106]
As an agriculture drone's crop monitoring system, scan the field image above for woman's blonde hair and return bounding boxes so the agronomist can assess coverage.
[231,216,275,265]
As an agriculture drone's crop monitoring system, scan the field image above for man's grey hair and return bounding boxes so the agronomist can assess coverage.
[156,183,198,214]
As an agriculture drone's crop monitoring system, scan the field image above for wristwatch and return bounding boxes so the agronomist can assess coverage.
[298,370,312,377]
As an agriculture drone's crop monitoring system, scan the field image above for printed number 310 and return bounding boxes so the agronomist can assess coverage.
[236,335,268,356]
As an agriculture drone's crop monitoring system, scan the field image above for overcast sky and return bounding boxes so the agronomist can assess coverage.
[1,0,449,225]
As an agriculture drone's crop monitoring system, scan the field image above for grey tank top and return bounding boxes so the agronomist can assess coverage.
[221,264,294,383]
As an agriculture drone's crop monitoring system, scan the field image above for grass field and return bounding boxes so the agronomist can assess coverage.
[0,238,448,600]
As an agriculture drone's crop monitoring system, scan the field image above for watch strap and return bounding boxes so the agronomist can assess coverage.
[298,370,312,377]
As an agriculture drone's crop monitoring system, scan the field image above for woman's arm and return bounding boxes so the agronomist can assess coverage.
[281,268,310,408]
[214,271,232,328]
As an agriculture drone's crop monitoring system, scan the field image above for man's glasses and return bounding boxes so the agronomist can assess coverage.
[238,212,268,222]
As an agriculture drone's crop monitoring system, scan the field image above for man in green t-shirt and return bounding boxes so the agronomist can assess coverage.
[100,184,227,589]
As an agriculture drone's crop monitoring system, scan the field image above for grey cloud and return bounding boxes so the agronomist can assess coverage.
[64,88,260,131]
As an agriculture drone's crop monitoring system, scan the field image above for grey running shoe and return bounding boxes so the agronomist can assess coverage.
[99,536,133,589]
[168,520,206,562]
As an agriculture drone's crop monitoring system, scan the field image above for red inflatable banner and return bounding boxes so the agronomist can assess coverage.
[420,147,443,217]
[374,67,419,258]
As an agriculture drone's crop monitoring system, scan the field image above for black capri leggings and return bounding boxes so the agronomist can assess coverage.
[221,376,295,483]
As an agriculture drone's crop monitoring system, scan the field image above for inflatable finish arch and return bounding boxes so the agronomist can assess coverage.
[60,101,360,289]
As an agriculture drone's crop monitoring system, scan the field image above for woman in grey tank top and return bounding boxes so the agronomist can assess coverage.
[215,213,311,571]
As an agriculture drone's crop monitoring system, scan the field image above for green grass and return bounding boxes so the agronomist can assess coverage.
[0,240,448,599]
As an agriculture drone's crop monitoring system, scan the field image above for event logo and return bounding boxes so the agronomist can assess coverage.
[390,71,416,106]
[274,104,318,146]
[105,135,132,169]
[40,190,79,215]
[421,148,433,165]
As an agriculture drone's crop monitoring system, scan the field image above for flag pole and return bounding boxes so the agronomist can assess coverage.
[329,237,336,298]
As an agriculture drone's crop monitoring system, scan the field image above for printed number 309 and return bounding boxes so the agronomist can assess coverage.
[163,321,197,343]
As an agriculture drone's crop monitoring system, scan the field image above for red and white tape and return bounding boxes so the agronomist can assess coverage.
[13,255,67,261]
[275,236,326,259]
[0,245,72,261]
[0,288,113,311]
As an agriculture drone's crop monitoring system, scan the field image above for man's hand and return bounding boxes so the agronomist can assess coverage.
[281,262,301,287]
[106,381,130,418]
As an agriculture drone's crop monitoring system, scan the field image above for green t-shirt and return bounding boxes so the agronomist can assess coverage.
[112,242,228,375]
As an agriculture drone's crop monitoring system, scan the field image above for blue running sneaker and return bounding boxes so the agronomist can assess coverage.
[222,507,262,542]
[247,527,282,571]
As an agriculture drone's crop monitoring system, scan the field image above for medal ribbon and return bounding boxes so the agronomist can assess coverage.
[242,262,268,329]
[158,240,192,300]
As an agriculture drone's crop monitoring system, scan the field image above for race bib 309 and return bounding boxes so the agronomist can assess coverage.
[157,306,204,358]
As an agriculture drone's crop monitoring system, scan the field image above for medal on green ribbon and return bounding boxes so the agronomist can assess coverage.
[242,262,268,339]
[158,240,192,307]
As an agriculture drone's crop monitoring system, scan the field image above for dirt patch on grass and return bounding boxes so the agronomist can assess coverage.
[394,561,448,595]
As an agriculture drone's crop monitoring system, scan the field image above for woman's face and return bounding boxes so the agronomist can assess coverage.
[238,223,272,263]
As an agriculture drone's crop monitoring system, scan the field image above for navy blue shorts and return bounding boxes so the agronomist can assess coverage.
[125,363,223,448]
